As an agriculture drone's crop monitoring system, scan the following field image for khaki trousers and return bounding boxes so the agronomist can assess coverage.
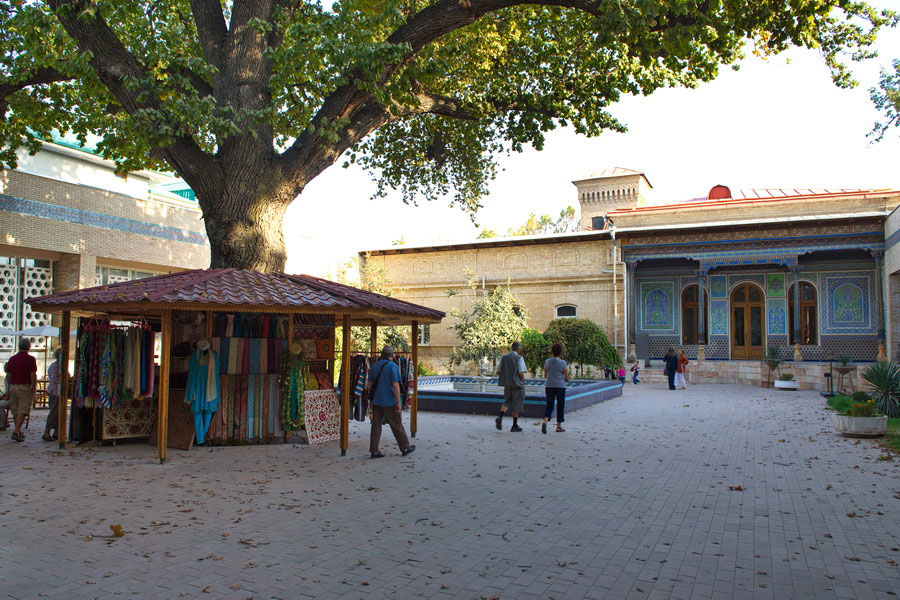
[369,404,410,453]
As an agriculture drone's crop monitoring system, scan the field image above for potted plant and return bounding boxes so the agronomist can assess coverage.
[834,356,854,375]
[833,391,889,437]
[860,362,900,417]
[774,372,799,390]
[764,345,782,388]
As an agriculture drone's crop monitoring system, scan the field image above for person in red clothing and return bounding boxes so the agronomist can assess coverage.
[5,337,37,442]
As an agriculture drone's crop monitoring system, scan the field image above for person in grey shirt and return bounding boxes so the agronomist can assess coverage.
[542,343,569,433]
[496,341,526,432]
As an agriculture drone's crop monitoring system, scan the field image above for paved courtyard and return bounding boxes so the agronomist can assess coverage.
[2,383,898,600]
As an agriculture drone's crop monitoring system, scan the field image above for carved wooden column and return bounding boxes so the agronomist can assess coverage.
[873,250,886,361]
[697,268,707,361]
[626,259,637,361]
[792,266,803,362]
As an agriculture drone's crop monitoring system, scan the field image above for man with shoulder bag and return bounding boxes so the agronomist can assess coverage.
[367,346,416,459]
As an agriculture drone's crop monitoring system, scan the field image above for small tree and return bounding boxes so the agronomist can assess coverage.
[448,276,527,371]
[544,317,620,374]
[521,328,551,376]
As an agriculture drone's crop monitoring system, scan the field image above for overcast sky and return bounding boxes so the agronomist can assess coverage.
[284,27,900,277]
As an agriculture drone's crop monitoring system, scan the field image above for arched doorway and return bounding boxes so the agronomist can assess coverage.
[731,283,765,359]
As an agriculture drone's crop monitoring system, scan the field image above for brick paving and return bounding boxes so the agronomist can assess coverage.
[1,383,898,600]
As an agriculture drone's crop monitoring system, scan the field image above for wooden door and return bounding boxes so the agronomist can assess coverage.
[731,283,765,359]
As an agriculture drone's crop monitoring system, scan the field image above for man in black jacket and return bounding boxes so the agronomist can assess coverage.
[664,347,679,391]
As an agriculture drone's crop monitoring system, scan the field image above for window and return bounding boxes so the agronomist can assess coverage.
[556,305,577,318]
[95,266,163,286]
[418,324,430,346]
[681,285,708,344]
[788,282,818,345]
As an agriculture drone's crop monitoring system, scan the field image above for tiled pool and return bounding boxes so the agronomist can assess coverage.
[416,376,622,417]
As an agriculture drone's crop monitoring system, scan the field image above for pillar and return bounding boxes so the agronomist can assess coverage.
[411,320,419,438]
[626,260,637,360]
[874,251,886,361]
[370,320,377,355]
[792,266,802,362]
[340,315,351,456]
[157,310,172,463]
[697,269,707,361]
[57,310,71,449]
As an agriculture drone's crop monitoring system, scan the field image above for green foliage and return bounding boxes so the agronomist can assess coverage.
[507,206,578,237]
[870,59,900,141]
[851,390,872,403]
[330,253,410,354]
[861,362,900,418]
[778,372,794,381]
[765,345,782,368]
[477,228,498,239]
[838,355,852,366]
[827,394,854,413]
[448,276,528,368]
[417,362,437,377]
[543,317,620,371]
[521,327,550,376]
[0,0,893,226]
[847,401,879,417]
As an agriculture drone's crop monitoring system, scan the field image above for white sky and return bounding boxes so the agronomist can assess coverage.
[284,30,900,277]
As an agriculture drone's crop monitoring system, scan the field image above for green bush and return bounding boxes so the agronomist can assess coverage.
[850,390,871,403]
[417,362,437,377]
[847,402,879,417]
[861,362,900,418]
[521,327,551,376]
[544,317,621,370]
[778,373,794,381]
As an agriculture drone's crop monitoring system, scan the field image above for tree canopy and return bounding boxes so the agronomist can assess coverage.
[544,317,620,370]
[448,275,527,368]
[870,59,900,141]
[0,1,894,270]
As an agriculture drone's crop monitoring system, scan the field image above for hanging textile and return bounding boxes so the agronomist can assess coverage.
[279,349,306,431]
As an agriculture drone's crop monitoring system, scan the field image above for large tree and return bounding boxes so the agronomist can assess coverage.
[0,1,894,271]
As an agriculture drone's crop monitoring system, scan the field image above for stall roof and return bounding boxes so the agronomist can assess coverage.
[26,268,445,325]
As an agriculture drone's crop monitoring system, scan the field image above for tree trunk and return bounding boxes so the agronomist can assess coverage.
[200,178,295,272]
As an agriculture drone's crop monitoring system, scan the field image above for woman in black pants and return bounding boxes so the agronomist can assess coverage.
[664,347,679,390]
[542,343,570,433]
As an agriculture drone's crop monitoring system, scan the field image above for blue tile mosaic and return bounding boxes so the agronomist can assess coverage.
[0,193,208,246]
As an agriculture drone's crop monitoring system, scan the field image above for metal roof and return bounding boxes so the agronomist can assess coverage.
[26,269,445,324]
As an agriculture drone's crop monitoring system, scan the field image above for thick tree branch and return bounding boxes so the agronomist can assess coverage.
[0,67,74,118]
[48,0,217,183]
[189,0,228,70]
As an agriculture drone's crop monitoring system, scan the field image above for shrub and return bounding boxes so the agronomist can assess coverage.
[861,362,900,418]
[847,402,878,417]
[850,390,871,403]
[837,355,852,366]
[521,328,551,376]
[417,362,437,377]
[544,317,621,370]
[778,373,794,381]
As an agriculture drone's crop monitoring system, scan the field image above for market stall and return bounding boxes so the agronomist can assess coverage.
[26,269,444,462]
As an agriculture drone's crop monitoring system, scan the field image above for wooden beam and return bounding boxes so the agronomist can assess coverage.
[157,310,172,464]
[340,315,351,456]
[370,320,377,355]
[411,320,418,438]
[205,310,213,340]
[57,311,71,449]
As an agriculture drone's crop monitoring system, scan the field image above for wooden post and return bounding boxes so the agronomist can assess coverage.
[57,311,71,449]
[411,320,418,438]
[370,320,377,355]
[205,310,213,341]
[157,310,172,464]
[340,315,351,456]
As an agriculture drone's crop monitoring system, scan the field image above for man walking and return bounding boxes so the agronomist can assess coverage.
[5,337,37,442]
[368,346,415,459]
[496,341,526,432]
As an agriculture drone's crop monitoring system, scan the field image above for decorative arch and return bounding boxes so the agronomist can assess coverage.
[788,280,818,345]
[556,304,577,318]
[681,284,708,344]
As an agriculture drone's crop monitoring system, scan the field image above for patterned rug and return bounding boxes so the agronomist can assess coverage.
[304,389,340,445]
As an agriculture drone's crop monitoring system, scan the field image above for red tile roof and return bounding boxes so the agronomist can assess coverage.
[26,269,445,322]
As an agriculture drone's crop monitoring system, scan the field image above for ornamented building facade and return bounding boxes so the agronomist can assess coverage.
[0,138,209,365]
[367,170,900,387]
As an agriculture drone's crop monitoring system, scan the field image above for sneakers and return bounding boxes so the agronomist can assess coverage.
[510,424,523,432]
[401,444,416,457]
[371,451,385,459]
[495,417,502,430]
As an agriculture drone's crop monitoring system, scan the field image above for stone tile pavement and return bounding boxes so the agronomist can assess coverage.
[1,383,898,600]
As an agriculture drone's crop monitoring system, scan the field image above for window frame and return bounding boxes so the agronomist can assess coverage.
[417,324,431,346]
[556,305,577,319]
[788,281,818,346]
[681,284,709,345]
